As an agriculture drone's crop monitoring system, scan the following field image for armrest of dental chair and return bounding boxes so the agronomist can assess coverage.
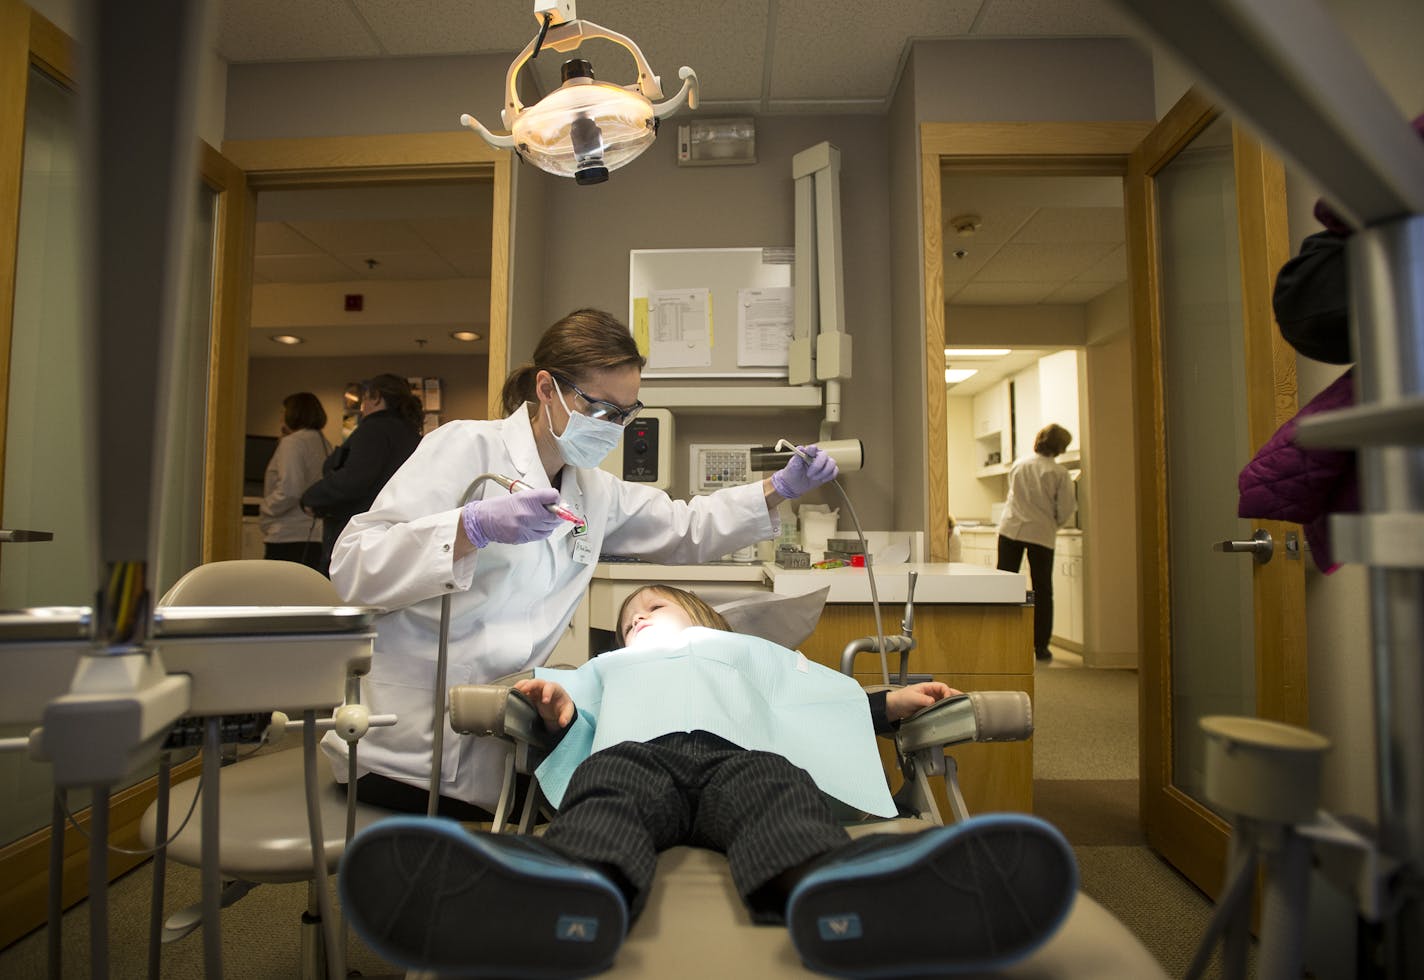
[447,680,563,832]
[885,690,1033,825]
[447,682,557,753]
[895,690,1033,751]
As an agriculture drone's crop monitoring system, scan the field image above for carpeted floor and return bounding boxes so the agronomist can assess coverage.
[1032,653,1254,978]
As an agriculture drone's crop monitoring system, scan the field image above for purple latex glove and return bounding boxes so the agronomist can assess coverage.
[771,445,838,499]
[461,488,564,548]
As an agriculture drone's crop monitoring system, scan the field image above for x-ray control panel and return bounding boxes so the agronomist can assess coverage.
[599,408,674,490]
[690,444,755,493]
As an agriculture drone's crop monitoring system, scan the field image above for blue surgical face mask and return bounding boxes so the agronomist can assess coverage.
[546,379,624,468]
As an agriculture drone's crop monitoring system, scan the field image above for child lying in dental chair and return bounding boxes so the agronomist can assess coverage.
[340,585,1077,979]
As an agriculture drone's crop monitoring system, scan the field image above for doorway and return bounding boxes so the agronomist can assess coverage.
[936,168,1139,670]
[920,102,1305,901]
[241,181,494,559]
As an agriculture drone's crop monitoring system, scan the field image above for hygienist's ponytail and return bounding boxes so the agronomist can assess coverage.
[501,309,645,417]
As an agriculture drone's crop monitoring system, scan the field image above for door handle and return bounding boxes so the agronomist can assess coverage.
[1213,529,1273,564]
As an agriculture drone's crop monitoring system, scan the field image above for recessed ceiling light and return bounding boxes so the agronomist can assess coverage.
[449,330,482,342]
[270,334,304,345]
[944,348,1009,358]
[945,368,978,383]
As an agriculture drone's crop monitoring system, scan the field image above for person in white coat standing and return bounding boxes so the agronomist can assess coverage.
[259,392,330,570]
[325,309,839,818]
[996,424,1076,663]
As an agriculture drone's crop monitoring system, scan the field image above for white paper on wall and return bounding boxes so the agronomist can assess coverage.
[737,285,793,367]
[647,288,712,369]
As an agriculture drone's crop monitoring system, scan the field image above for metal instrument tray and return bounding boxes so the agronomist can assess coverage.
[0,607,94,642]
[151,605,381,637]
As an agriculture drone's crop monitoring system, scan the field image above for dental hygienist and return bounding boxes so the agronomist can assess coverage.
[323,309,838,818]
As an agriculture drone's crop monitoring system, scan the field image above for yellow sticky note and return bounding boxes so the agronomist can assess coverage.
[632,297,650,357]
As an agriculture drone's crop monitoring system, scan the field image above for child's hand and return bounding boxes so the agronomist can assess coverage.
[512,678,576,731]
[885,682,961,723]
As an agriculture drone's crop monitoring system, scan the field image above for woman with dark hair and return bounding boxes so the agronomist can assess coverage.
[996,423,1076,662]
[259,392,331,570]
[322,309,840,819]
[300,373,423,576]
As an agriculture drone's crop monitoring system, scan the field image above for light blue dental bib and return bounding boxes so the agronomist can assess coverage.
[533,627,896,818]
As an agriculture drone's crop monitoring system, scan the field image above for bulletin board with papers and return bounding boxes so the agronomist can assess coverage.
[629,247,794,378]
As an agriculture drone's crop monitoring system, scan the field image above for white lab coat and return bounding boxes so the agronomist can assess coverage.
[997,453,1076,549]
[322,407,777,808]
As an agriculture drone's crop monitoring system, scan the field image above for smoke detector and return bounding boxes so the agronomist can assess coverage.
[948,213,982,237]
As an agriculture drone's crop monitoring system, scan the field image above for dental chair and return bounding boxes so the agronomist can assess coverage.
[139,559,396,979]
[441,588,1167,978]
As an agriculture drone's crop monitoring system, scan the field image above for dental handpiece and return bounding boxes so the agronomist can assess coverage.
[490,474,586,527]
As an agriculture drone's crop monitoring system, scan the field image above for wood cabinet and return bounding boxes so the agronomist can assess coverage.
[800,602,1035,817]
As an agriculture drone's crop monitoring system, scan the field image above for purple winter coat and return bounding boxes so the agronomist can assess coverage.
[1237,370,1358,573]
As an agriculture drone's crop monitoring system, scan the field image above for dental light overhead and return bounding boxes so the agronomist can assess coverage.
[461,0,699,185]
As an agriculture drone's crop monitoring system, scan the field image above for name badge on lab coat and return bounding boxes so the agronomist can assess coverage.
[572,537,596,565]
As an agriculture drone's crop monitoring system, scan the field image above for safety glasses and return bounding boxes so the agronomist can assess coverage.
[552,375,643,427]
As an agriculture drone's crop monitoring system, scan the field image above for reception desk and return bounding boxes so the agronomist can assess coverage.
[582,561,1034,817]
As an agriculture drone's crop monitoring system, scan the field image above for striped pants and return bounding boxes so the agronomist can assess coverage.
[541,730,851,921]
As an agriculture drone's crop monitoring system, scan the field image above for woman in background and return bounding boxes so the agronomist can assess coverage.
[301,373,424,575]
[996,423,1076,663]
[259,391,331,570]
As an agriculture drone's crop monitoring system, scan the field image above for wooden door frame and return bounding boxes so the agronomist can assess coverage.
[213,134,514,560]
[1126,90,1303,896]
[919,121,1154,564]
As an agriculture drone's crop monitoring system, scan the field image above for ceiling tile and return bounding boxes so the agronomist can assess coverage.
[253,324,489,358]
[290,220,431,254]
[352,0,534,56]
[255,253,359,284]
[951,282,1058,304]
[942,244,995,284]
[218,0,385,61]
[331,250,462,280]
[975,241,1116,282]
[771,0,980,101]
[942,205,1037,247]
[1074,244,1127,282]
[971,0,1136,37]
[412,213,495,260]
[1044,281,1115,303]
[520,1,769,105]
[1013,206,1124,244]
[255,222,324,256]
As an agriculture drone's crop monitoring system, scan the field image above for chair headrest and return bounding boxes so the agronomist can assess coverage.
[712,587,831,651]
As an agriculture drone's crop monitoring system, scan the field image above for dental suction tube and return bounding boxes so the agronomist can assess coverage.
[749,438,864,474]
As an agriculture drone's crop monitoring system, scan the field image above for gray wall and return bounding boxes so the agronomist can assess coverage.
[886,48,924,537]
[912,38,1156,124]
[524,114,893,516]
[225,54,513,141]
